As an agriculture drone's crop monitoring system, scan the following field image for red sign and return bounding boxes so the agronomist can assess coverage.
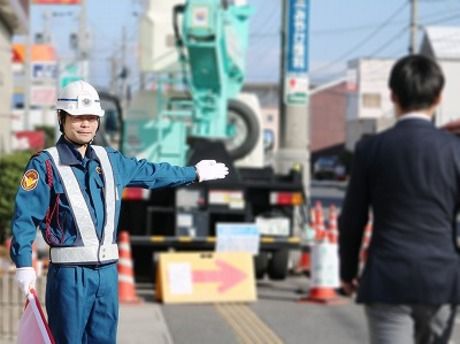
[16,131,46,152]
[32,0,80,4]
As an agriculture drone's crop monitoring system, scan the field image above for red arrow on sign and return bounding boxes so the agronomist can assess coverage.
[192,259,247,293]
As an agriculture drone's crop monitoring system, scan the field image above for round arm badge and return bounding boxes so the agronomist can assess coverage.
[21,169,40,191]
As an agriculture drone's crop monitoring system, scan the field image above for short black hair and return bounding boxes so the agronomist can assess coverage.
[389,54,444,112]
[57,110,67,133]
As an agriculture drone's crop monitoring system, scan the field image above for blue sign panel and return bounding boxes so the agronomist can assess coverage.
[286,0,309,74]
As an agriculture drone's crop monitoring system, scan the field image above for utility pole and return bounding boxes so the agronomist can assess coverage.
[276,0,311,200]
[409,0,418,54]
[24,25,32,131]
[110,56,118,95]
[43,10,51,43]
[79,0,89,80]
[120,26,127,102]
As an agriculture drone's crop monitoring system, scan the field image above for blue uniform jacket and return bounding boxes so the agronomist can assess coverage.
[10,136,197,267]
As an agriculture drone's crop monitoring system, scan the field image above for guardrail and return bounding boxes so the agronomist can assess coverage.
[0,273,46,343]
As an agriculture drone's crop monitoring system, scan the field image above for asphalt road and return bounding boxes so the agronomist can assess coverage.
[118,276,460,344]
[117,181,460,344]
[119,276,369,344]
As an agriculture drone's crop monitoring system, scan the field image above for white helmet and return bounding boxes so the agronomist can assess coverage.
[56,80,105,117]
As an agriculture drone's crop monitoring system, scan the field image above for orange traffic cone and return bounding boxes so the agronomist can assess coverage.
[295,247,311,275]
[327,204,338,244]
[118,231,141,303]
[300,240,346,305]
[314,201,326,241]
[300,205,347,304]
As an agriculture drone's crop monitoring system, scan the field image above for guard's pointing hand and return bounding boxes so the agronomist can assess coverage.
[195,160,229,182]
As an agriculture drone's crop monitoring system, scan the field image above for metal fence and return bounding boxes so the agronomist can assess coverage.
[0,273,47,343]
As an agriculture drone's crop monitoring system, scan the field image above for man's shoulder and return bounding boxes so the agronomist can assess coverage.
[96,146,125,165]
[28,150,51,164]
[90,145,121,157]
[356,133,379,150]
[435,127,460,141]
[93,145,119,154]
[105,146,118,154]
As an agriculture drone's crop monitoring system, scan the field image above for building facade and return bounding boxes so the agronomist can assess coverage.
[309,81,347,160]
[420,26,460,128]
[0,0,28,154]
[345,58,396,151]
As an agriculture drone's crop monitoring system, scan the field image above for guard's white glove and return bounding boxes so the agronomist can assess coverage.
[15,267,36,296]
[195,160,229,182]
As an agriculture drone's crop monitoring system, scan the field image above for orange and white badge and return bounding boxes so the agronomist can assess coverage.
[21,169,40,191]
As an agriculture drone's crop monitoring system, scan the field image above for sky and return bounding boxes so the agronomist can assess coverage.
[27,0,460,89]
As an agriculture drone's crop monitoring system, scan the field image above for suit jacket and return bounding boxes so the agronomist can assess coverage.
[339,117,460,304]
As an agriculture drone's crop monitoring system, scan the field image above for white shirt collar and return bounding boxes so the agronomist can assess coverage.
[397,112,432,122]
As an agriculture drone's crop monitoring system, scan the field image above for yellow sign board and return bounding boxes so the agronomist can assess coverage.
[156,252,257,304]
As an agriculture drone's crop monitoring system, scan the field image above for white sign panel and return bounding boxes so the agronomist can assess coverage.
[32,62,57,80]
[30,86,56,106]
[255,217,290,236]
[284,73,309,106]
[167,262,193,295]
[216,223,260,255]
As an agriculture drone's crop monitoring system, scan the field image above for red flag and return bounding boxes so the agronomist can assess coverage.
[17,289,55,344]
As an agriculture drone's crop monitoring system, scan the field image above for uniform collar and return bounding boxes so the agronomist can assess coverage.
[397,111,432,122]
[56,135,98,165]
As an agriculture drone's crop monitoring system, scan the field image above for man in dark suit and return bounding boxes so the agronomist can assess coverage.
[339,54,459,344]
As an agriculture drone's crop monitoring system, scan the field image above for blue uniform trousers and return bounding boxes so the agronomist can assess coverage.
[45,263,118,344]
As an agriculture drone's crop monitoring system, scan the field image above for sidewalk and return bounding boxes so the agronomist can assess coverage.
[118,284,173,344]
[119,303,172,344]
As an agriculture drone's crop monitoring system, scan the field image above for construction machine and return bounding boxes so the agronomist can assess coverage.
[96,0,307,282]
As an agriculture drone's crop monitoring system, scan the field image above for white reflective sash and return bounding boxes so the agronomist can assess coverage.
[46,146,118,264]
[46,147,98,247]
[92,145,116,246]
[50,244,118,264]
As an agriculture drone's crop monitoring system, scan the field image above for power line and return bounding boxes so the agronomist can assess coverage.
[310,7,460,36]
[421,11,460,25]
[368,26,411,58]
[310,1,409,76]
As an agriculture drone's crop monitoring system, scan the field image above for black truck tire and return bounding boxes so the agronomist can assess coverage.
[267,249,289,280]
[226,99,260,160]
[254,252,268,280]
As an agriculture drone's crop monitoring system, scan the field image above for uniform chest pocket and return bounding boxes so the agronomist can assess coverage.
[94,172,121,201]
[94,174,104,188]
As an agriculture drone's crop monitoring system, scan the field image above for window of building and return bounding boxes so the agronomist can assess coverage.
[362,93,381,108]
[12,93,24,109]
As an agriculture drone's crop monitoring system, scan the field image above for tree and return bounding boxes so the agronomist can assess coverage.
[0,151,30,242]
[34,125,55,148]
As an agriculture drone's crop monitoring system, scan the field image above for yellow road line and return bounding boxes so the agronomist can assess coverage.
[215,303,284,344]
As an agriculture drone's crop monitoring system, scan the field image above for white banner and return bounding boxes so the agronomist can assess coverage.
[310,242,340,288]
